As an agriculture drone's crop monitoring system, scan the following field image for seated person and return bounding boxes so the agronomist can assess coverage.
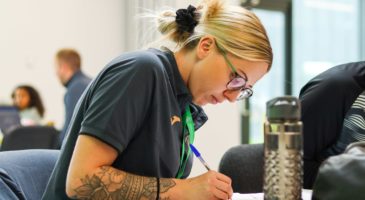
[11,85,45,125]
[299,61,365,188]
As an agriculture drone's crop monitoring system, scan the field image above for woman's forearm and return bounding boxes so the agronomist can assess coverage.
[66,166,179,200]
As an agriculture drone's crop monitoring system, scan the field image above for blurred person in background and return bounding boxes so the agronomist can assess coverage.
[300,61,365,188]
[55,48,92,146]
[12,85,45,125]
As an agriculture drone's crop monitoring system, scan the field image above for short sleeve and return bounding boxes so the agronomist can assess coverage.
[79,58,160,153]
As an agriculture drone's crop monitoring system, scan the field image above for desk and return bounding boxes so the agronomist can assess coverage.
[232,189,312,200]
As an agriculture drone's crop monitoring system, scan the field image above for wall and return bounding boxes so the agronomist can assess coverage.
[0,0,125,128]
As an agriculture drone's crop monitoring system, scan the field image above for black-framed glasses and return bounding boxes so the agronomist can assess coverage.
[216,43,253,101]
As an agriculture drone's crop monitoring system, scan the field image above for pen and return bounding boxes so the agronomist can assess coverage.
[189,144,211,171]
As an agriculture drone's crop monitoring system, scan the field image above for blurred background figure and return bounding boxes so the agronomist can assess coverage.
[299,61,365,188]
[11,85,45,126]
[55,48,91,146]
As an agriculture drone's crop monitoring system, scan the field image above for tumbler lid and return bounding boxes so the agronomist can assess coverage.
[266,96,301,120]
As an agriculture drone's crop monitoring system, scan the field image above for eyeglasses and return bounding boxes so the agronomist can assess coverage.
[216,43,253,101]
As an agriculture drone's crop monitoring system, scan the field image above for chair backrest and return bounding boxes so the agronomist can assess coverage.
[0,126,59,151]
[0,149,59,200]
[219,144,264,193]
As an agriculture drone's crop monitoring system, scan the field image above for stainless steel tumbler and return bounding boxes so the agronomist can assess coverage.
[263,96,303,200]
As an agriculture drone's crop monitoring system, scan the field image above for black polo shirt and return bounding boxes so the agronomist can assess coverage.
[42,48,208,200]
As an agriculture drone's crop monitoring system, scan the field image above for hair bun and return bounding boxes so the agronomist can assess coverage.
[175,5,198,34]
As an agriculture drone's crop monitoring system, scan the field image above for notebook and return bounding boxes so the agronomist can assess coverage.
[232,189,313,200]
[0,105,21,134]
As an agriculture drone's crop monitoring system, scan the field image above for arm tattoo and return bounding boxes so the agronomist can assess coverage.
[72,166,176,200]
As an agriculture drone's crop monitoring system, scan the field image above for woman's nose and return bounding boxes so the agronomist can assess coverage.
[223,90,240,102]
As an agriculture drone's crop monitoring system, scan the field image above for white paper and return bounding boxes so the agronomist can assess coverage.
[232,192,263,200]
[232,189,312,200]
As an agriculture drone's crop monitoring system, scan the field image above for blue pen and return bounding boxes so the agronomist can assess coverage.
[189,144,211,171]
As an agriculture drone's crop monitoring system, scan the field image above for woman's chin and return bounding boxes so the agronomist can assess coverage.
[192,97,208,106]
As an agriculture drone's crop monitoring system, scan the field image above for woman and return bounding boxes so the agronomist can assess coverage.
[12,85,45,125]
[43,1,272,199]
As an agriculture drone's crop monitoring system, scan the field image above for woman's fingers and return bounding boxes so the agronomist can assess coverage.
[211,171,233,199]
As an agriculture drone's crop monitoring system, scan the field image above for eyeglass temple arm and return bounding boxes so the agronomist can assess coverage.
[215,42,238,74]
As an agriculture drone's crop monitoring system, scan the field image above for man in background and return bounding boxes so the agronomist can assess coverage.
[55,48,92,146]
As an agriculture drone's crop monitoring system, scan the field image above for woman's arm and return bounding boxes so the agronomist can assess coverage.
[66,135,233,200]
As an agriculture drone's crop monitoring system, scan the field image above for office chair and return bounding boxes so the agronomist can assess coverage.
[0,126,59,151]
[219,144,264,193]
[0,149,59,200]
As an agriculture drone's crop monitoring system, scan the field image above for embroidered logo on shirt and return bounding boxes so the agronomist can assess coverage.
[171,115,181,125]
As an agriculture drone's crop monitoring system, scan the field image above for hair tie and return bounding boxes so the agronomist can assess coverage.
[175,5,198,34]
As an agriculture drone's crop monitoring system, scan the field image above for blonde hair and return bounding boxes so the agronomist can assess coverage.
[155,0,273,70]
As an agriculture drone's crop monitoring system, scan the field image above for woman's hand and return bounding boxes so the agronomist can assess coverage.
[169,170,233,200]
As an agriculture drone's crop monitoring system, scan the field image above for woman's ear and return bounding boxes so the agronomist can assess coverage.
[196,36,215,59]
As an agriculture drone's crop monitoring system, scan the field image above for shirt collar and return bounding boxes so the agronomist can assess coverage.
[162,49,191,100]
[65,70,82,88]
[161,49,208,130]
